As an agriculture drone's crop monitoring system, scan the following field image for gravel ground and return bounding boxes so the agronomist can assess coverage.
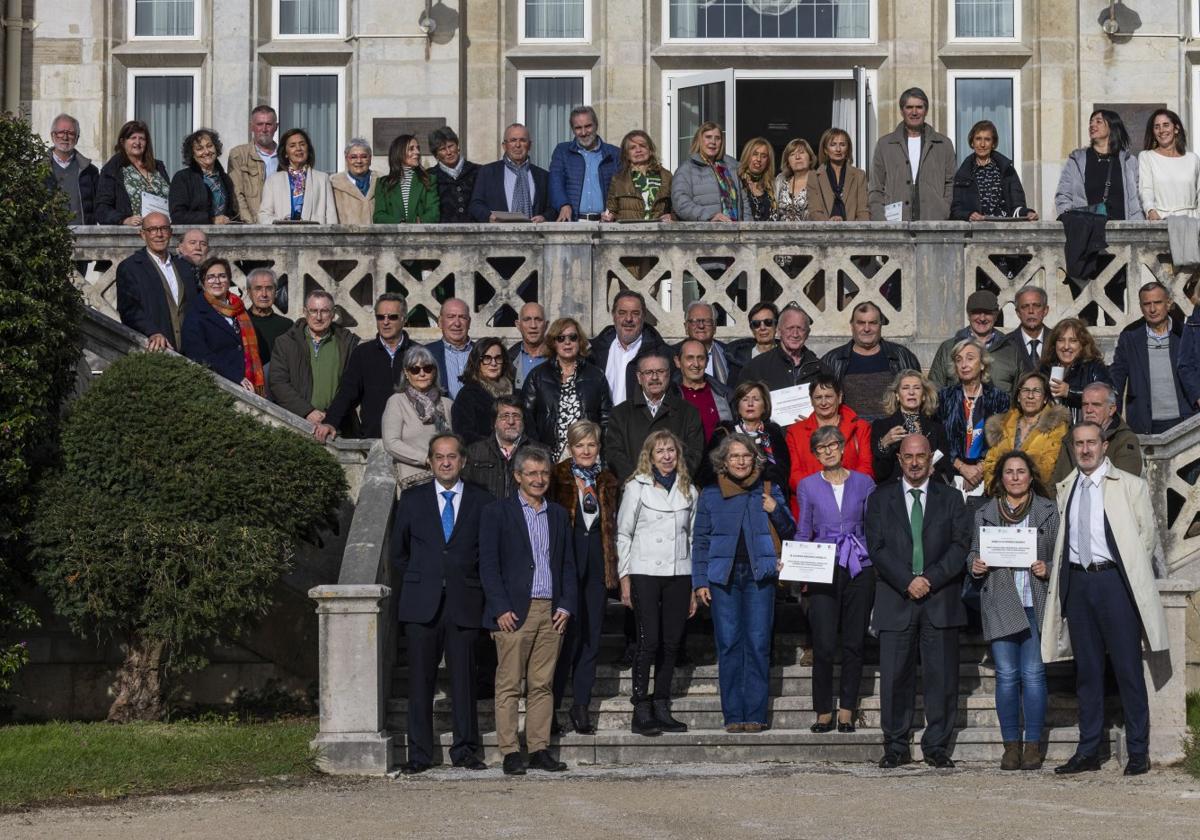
[3,761,1199,840]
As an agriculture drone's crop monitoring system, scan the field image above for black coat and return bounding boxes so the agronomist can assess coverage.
[1039,358,1112,424]
[168,162,240,223]
[1110,317,1194,434]
[870,412,954,485]
[463,434,525,501]
[604,388,704,482]
[949,151,1031,220]
[733,344,825,393]
[479,495,577,629]
[44,153,99,224]
[323,334,416,438]
[114,249,194,349]
[587,323,669,403]
[452,380,513,446]
[521,359,612,448]
[865,479,970,631]
[821,339,922,384]
[391,480,493,627]
[181,292,246,385]
[96,154,170,225]
[428,160,481,223]
[468,159,550,222]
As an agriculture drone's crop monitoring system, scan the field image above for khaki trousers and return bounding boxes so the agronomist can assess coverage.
[493,599,563,754]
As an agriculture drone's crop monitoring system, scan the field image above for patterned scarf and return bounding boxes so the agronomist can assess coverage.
[205,291,265,395]
[287,168,307,220]
[710,160,740,220]
[553,363,583,461]
[404,384,449,431]
[826,162,847,219]
[202,170,227,216]
[630,169,661,220]
[998,492,1034,525]
[736,422,775,464]
[571,461,603,515]
[504,156,532,217]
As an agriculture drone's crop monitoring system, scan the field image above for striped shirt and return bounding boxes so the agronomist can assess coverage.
[520,494,553,599]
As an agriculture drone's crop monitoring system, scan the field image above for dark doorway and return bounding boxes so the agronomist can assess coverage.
[735,79,836,164]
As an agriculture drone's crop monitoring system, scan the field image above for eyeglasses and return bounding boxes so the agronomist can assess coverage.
[52,130,77,138]
[814,442,843,454]
[376,313,402,322]
[554,333,580,343]
[497,411,524,423]
[481,354,505,364]
[407,364,437,375]
[686,318,715,326]
[307,308,333,317]
[750,318,776,329]
[639,368,669,378]
[142,225,171,235]
[204,273,230,282]
[1018,388,1045,397]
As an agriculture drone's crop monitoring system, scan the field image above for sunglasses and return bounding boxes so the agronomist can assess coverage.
[554,333,580,343]
[407,364,436,375]
[376,313,402,322]
[750,318,776,329]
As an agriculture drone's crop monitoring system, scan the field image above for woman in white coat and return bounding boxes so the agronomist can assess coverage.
[258,127,338,224]
[617,429,698,738]
[1138,108,1200,219]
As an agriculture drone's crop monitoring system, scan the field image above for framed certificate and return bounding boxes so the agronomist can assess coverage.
[768,384,813,427]
[979,526,1037,569]
[779,540,836,584]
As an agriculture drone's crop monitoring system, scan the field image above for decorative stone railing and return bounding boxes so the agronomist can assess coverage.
[71,221,1189,363]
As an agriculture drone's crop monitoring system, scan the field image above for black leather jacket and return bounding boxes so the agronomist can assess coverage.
[520,359,613,448]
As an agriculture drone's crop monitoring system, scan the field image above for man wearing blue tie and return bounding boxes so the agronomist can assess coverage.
[390,433,493,775]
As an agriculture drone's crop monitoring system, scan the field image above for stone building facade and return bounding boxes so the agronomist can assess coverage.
[3,2,1199,211]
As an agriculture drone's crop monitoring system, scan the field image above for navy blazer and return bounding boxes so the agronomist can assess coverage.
[115,249,194,349]
[390,480,494,627]
[478,494,577,630]
[467,159,550,222]
[426,337,474,398]
[865,479,970,631]
[1112,316,1193,434]
[182,292,246,385]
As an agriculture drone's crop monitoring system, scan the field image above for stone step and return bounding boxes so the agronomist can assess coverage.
[386,726,1116,766]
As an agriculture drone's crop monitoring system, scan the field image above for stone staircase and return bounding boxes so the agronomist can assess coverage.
[385,600,1123,766]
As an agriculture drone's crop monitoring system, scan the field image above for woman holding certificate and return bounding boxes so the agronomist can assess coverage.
[967,449,1058,771]
[692,434,796,733]
[794,426,875,733]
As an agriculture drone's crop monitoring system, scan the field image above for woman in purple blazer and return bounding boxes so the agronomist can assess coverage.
[795,425,876,734]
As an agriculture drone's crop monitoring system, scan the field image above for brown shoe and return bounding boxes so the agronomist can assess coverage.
[725,723,745,733]
[1020,742,1043,770]
[742,722,764,733]
[1001,741,1021,771]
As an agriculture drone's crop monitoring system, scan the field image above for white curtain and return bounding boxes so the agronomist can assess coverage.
[955,0,1014,39]
[278,0,339,36]
[525,0,585,39]
[954,77,1014,160]
[525,77,584,170]
[279,75,339,173]
[669,0,717,38]
[833,0,869,39]
[831,80,856,142]
[134,76,194,176]
[134,0,194,37]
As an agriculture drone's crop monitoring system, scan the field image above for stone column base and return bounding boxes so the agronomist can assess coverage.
[311,730,393,775]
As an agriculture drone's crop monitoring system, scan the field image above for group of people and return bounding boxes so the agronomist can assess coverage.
[45,91,1200,232]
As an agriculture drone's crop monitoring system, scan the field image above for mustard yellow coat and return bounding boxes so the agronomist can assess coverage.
[980,405,1071,495]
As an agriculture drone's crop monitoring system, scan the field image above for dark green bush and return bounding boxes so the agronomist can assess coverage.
[0,115,83,692]
[30,353,347,719]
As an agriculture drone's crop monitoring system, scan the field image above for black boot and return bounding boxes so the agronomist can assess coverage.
[652,698,687,733]
[631,701,662,736]
[570,703,594,735]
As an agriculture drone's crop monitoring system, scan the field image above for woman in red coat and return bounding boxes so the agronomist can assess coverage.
[785,372,874,518]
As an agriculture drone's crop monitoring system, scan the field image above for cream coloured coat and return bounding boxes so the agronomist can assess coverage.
[381,390,455,491]
[616,472,697,578]
[257,167,338,224]
[330,171,378,225]
[1041,460,1169,663]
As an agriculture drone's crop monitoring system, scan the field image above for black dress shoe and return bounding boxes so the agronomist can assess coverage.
[1054,754,1103,775]
[837,721,856,733]
[452,757,488,771]
[1123,754,1150,776]
[527,749,567,772]
[878,752,911,769]
[400,760,431,775]
[502,752,526,776]
[810,717,835,734]
[924,751,956,769]
[569,704,594,735]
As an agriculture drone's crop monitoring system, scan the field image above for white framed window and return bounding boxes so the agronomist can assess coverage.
[664,0,875,43]
[1194,1,1200,38]
[128,0,200,40]
[273,0,346,39]
[127,68,199,176]
[520,0,590,42]
[947,69,1021,170]
[948,0,1018,41]
[516,70,591,170]
[271,67,346,174]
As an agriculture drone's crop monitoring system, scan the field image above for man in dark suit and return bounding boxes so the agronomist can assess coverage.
[115,212,193,351]
[1111,280,1193,434]
[390,433,492,774]
[588,289,669,406]
[997,285,1054,374]
[468,123,551,223]
[866,433,970,768]
[479,444,577,776]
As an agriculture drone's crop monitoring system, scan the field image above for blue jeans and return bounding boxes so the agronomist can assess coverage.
[990,606,1047,743]
[709,561,776,726]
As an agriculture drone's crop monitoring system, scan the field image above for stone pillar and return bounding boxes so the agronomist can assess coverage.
[309,584,392,774]
[1142,578,1197,763]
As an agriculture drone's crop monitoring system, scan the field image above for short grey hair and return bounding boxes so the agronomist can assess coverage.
[344,137,371,156]
[685,300,714,319]
[779,302,811,327]
[809,425,846,455]
[899,87,929,109]
[709,432,765,475]
[305,289,334,308]
[246,267,278,287]
[512,443,554,475]
[1082,381,1118,406]
[570,105,598,126]
[402,345,439,388]
[50,113,80,136]
[375,292,408,320]
[1138,280,1170,299]
[1015,285,1048,307]
[429,126,460,152]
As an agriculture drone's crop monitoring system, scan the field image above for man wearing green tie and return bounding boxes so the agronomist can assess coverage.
[866,434,971,769]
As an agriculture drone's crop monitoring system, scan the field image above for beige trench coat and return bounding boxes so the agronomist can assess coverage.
[330,171,378,225]
[1041,461,1169,663]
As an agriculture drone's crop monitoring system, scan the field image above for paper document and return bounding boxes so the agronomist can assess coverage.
[769,384,813,427]
[884,201,904,222]
[779,540,836,584]
[141,192,170,220]
[979,526,1037,569]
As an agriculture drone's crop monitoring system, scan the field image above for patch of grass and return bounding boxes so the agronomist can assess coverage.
[1187,691,1199,731]
[1187,692,1200,779]
[0,717,318,810]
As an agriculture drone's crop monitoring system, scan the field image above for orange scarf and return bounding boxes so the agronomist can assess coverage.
[205,291,265,395]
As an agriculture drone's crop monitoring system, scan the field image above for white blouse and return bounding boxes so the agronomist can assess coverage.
[1138,150,1200,218]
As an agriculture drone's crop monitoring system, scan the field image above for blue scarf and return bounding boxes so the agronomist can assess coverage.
[653,468,677,492]
[351,171,371,196]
